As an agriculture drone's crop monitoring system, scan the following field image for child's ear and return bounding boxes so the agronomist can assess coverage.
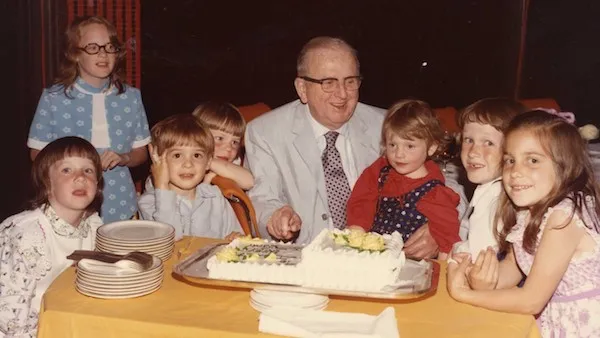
[427,143,439,157]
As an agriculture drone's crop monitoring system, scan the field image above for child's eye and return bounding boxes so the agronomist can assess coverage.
[194,153,204,159]
[214,136,223,141]
[528,157,539,164]
[173,153,181,159]
[503,158,514,165]
[463,137,473,144]
[407,144,415,149]
[61,167,72,174]
[84,168,95,175]
[231,140,240,147]
[484,140,494,146]
[387,143,396,148]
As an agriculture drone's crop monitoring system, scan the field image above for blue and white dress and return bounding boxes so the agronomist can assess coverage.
[27,78,151,222]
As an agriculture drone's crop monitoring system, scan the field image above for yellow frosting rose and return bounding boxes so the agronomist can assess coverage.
[215,247,239,262]
[264,252,278,262]
[245,253,261,262]
[361,233,385,251]
[348,231,365,248]
[237,236,264,246]
[334,234,349,246]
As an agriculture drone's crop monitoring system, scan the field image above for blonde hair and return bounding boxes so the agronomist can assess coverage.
[381,99,445,157]
[191,101,246,138]
[150,114,214,158]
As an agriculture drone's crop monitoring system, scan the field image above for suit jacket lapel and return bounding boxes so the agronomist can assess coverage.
[291,106,328,207]
[348,113,378,173]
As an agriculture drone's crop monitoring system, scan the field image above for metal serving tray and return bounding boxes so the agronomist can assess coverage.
[172,243,439,300]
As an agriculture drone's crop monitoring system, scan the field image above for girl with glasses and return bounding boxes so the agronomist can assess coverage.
[28,16,151,223]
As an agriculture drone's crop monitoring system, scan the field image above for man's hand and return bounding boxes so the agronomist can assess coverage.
[404,224,439,259]
[266,205,302,240]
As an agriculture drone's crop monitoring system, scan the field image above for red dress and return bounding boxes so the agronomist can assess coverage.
[347,157,460,253]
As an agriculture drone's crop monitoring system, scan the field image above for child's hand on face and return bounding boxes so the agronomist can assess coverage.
[150,148,170,190]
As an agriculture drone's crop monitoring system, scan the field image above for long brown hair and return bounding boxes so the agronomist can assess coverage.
[496,110,600,254]
[54,16,126,96]
[30,137,104,215]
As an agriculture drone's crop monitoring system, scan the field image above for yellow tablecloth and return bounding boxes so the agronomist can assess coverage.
[38,237,541,338]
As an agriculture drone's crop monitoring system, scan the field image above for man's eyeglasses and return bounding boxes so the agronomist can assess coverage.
[298,75,363,93]
[78,43,120,55]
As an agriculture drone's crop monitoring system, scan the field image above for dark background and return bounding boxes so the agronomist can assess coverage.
[3,0,600,219]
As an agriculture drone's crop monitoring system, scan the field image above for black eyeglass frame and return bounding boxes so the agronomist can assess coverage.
[78,43,121,55]
[298,75,363,92]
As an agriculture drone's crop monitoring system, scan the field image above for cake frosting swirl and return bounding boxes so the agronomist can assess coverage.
[206,229,406,292]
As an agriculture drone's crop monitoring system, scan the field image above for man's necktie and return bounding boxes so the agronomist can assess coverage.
[322,131,352,229]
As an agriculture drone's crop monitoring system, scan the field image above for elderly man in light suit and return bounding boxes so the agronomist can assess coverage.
[245,37,461,258]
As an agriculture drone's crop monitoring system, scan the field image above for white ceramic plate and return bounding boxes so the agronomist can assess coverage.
[95,246,174,259]
[249,299,327,313]
[95,239,175,250]
[76,283,161,299]
[250,290,329,307]
[76,279,162,294]
[77,274,163,289]
[96,235,175,248]
[77,256,163,276]
[77,268,163,283]
[97,221,174,242]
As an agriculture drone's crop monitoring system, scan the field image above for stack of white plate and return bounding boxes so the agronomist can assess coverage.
[96,220,175,261]
[75,257,164,299]
[250,289,329,313]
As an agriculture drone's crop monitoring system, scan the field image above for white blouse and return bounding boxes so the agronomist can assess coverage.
[0,207,101,337]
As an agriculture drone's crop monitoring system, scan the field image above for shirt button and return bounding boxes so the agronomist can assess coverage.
[321,213,329,221]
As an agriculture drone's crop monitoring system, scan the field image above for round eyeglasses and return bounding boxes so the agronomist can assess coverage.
[78,43,120,55]
[298,75,363,93]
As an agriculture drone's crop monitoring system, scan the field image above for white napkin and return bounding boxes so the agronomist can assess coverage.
[258,306,400,338]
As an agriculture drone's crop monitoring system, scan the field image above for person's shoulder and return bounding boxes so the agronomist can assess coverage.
[355,102,386,116]
[41,84,67,99]
[1,209,47,248]
[196,183,224,199]
[247,100,303,128]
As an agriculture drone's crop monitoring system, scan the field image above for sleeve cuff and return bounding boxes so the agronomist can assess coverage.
[27,138,49,150]
[132,136,151,149]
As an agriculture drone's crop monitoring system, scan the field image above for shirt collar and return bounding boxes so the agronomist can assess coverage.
[74,77,112,94]
[305,106,349,140]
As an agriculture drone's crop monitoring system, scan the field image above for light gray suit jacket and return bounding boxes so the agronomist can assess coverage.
[244,99,385,244]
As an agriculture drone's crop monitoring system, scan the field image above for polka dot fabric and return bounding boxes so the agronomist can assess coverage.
[371,165,442,241]
[322,131,351,229]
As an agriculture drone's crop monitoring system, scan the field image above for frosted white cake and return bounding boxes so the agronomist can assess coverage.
[206,229,406,292]
[206,237,305,285]
[301,229,405,292]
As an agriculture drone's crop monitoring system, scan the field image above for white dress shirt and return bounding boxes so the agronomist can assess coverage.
[306,111,359,189]
[453,178,503,258]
